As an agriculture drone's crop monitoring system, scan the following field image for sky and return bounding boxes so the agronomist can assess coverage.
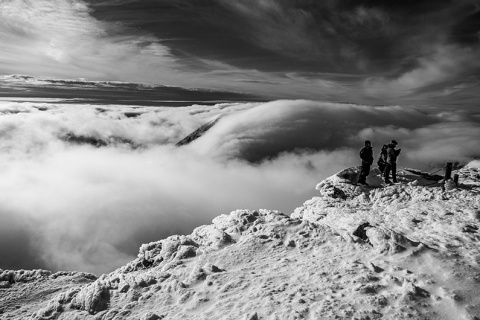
[0,1,480,275]
[1,0,480,104]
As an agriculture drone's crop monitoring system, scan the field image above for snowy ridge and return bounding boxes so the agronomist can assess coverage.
[1,164,480,319]
[175,117,221,146]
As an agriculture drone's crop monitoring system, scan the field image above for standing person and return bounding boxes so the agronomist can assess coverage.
[358,140,373,186]
[384,140,401,184]
[377,144,388,173]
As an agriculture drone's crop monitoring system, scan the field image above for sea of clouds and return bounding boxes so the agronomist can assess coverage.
[0,99,479,275]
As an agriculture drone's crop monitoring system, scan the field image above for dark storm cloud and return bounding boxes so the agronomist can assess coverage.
[86,0,297,72]
[1,0,480,104]
[86,0,479,73]
[81,0,480,103]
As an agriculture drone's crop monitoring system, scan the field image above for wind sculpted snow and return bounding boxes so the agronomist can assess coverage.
[1,162,479,319]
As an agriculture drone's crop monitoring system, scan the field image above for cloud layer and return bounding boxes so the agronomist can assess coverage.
[0,99,479,275]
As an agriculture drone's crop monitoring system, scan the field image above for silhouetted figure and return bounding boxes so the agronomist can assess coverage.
[377,144,388,173]
[384,140,401,184]
[358,140,373,186]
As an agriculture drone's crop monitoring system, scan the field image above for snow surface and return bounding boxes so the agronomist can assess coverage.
[1,163,480,320]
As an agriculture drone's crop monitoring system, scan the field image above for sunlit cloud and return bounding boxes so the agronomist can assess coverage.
[191,100,438,161]
[358,122,480,167]
[0,0,180,82]
[1,99,478,274]
[0,101,352,274]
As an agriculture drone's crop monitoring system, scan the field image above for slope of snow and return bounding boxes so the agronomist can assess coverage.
[1,163,479,320]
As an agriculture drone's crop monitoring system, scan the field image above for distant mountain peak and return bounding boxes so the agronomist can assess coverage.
[176,117,220,146]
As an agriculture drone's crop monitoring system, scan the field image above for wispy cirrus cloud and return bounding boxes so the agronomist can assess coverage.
[1,0,480,104]
[0,0,180,83]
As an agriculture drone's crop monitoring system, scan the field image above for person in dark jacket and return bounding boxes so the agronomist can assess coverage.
[358,140,373,185]
[384,140,401,184]
[377,144,388,173]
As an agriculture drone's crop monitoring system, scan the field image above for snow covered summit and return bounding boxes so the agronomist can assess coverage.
[1,163,480,320]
